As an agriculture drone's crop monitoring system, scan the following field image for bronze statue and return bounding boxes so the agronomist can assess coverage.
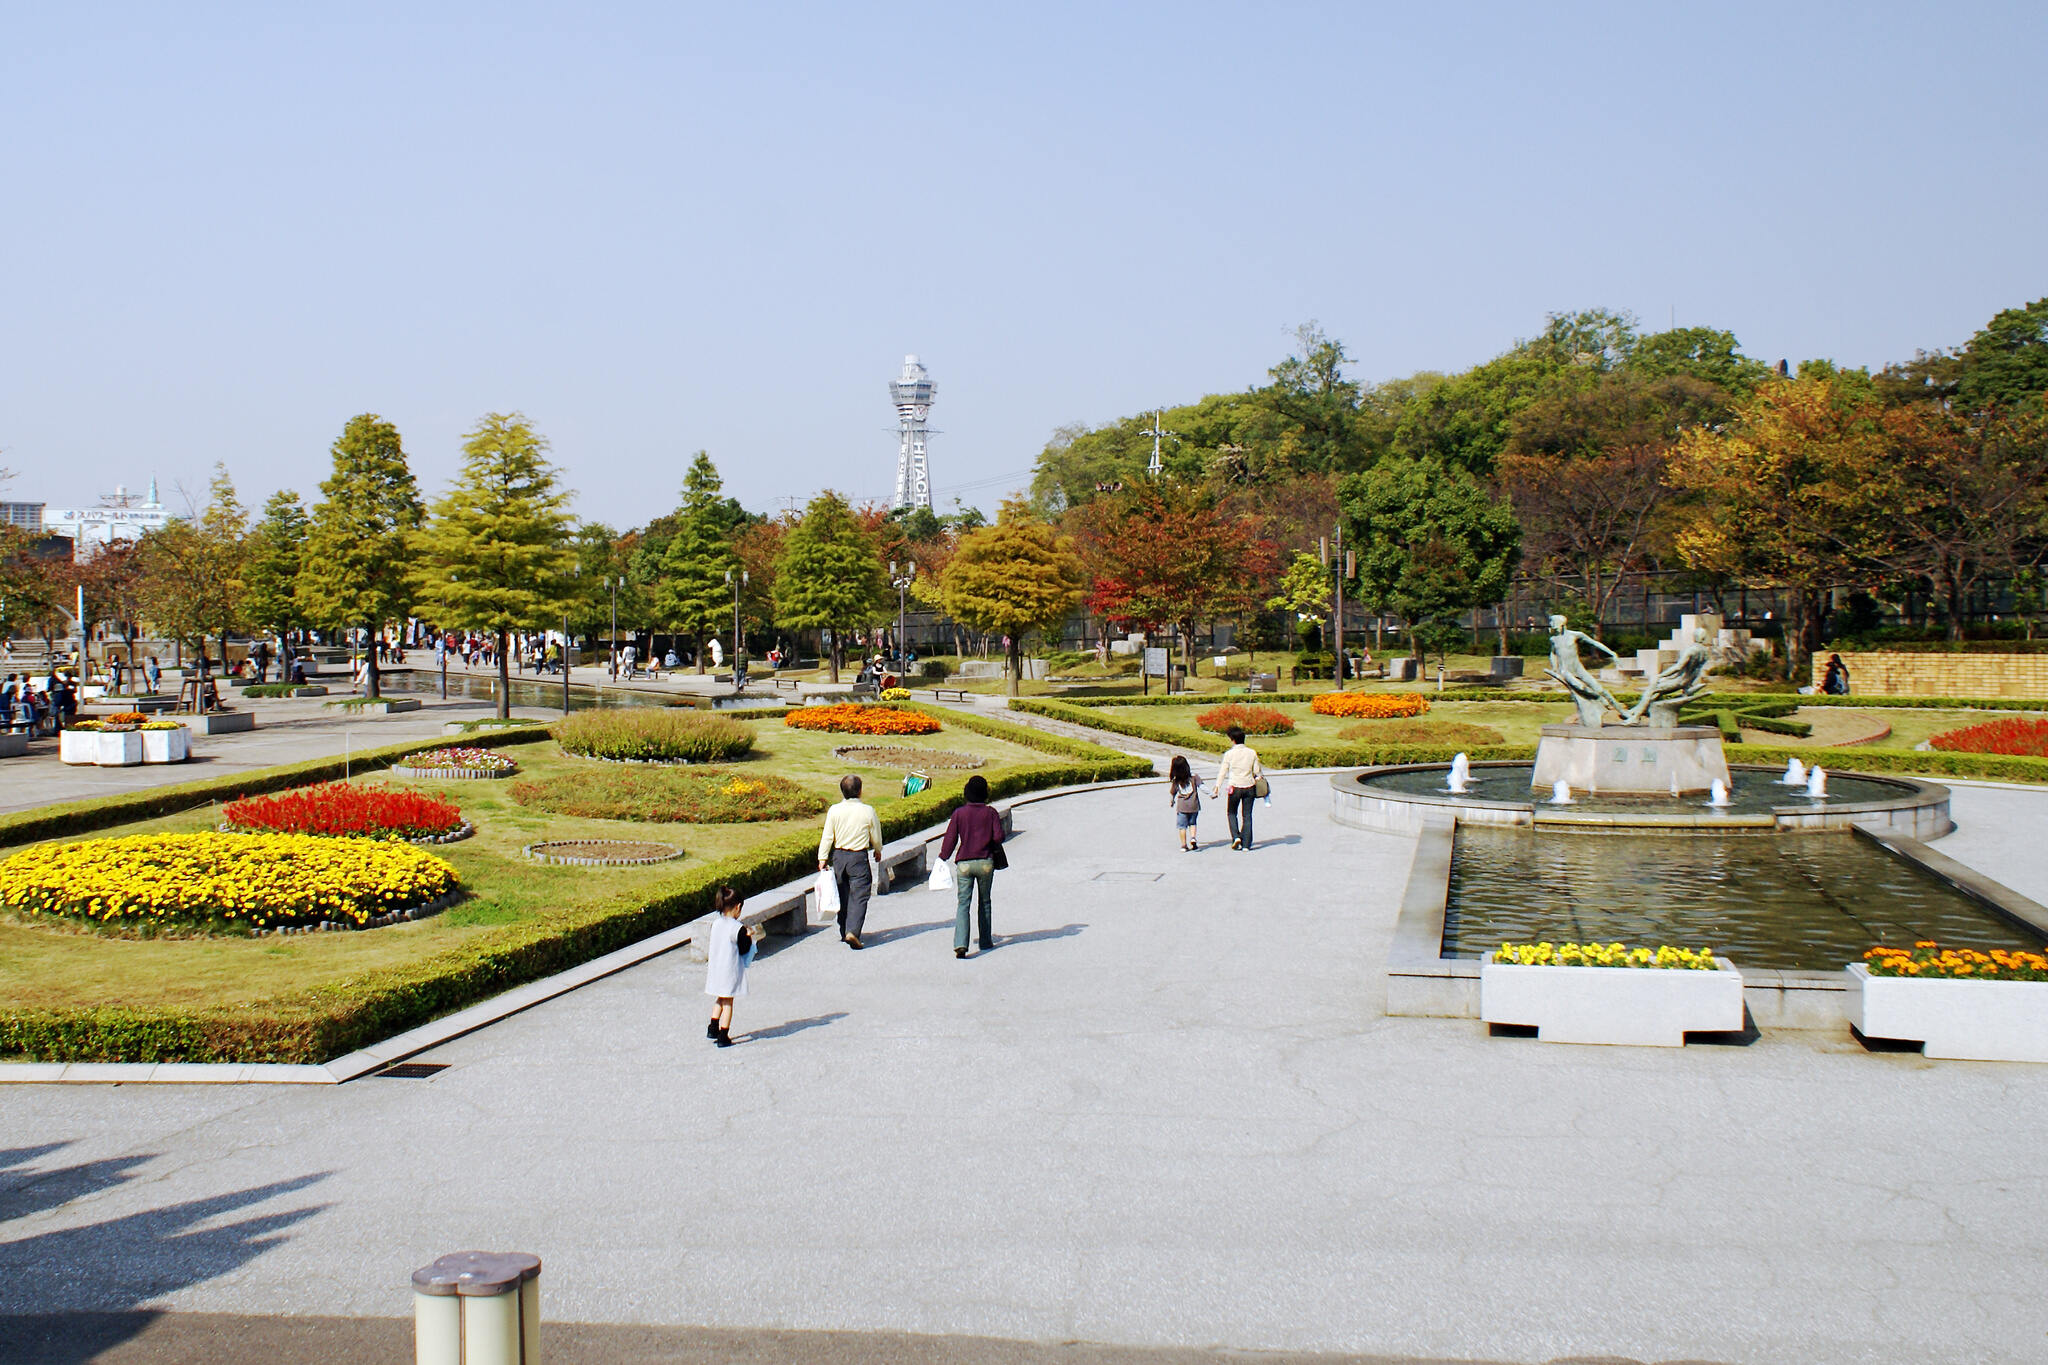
[1623,627,1714,728]
[1543,614,1624,727]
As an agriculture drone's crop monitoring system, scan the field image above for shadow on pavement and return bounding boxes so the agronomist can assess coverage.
[991,923,1087,949]
[0,1155,332,1365]
[743,1011,849,1043]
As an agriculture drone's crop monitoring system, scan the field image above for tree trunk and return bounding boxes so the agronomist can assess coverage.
[1007,632,1021,698]
[696,627,708,674]
[1497,602,1509,658]
[827,627,840,684]
[496,627,511,719]
[365,623,382,699]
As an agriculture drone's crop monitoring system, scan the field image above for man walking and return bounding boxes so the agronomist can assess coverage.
[818,774,885,949]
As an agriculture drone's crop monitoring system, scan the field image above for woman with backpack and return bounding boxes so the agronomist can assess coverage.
[1168,754,1203,852]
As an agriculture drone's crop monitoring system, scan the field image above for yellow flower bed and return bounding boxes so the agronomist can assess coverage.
[0,832,460,932]
[1310,691,1430,719]
[1492,941,1718,970]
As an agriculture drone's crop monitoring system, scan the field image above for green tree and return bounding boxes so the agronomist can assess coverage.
[1267,551,1334,649]
[411,413,577,718]
[296,414,424,698]
[656,453,741,672]
[772,491,885,682]
[139,464,249,667]
[1340,457,1520,667]
[939,499,1087,696]
[242,490,308,657]
[567,521,630,654]
[1956,296,2048,413]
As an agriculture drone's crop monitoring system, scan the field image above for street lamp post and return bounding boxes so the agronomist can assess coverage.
[890,560,916,680]
[1320,527,1355,690]
[725,568,749,692]
[608,576,621,680]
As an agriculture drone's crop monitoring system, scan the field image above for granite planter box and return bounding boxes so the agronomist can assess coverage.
[328,698,420,715]
[1481,958,1744,1046]
[95,731,145,767]
[141,727,191,763]
[0,733,26,758]
[1848,962,2048,1062]
[180,711,256,736]
[59,730,97,765]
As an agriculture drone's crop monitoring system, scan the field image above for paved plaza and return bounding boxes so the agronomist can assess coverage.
[6,775,2048,1363]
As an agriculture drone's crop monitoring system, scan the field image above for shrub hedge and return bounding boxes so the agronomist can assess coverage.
[1724,744,2048,785]
[0,726,552,850]
[0,710,1149,1063]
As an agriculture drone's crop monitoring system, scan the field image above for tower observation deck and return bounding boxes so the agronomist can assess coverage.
[889,354,936,511]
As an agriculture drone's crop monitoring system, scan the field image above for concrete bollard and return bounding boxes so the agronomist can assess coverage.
[413,1250,542,1365]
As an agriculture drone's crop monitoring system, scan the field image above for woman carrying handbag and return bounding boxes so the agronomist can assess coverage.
[938,775,1005,959]
[1210,724,1266,851]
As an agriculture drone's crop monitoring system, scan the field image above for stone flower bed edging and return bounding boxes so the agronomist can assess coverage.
[254,887,463,936]
[219,819,474,847]
[389,764,514,780]
[523,839,681,866]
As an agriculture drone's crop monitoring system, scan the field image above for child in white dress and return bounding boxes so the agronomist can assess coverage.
[704,886,753,1047]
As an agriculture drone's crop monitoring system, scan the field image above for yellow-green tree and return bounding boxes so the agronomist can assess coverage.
[939,500,1087,696]
[411,413,576,717]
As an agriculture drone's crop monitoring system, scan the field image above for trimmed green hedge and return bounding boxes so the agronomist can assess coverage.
[0,726,555,849]
[0,713,1149,1063]
[1008,698,1536,769]
[1725,744,2048,785]
[1799,695,2048,712]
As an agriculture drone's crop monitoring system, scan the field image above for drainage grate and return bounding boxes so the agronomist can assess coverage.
[1092,872,1163,883]
[377,1063,449,1079]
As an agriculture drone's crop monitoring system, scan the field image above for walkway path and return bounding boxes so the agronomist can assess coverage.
[6,777,2048,1362]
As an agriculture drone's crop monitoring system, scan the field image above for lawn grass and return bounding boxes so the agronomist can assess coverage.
[0,718,1058,1019]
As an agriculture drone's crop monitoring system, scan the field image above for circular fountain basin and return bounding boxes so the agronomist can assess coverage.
[1332,762,1950,838]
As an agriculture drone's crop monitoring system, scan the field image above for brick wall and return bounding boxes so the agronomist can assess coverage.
[1815,652,2048,698]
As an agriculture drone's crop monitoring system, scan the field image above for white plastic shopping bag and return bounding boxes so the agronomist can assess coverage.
[927,857,956,894]
[814,868,841,917]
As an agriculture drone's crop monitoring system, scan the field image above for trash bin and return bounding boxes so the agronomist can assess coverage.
[413,1250,542,1365]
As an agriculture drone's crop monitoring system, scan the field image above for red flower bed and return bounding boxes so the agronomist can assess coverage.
[221,783,466,841]
[1928,716,2048,757]
[1194,703,1296,736]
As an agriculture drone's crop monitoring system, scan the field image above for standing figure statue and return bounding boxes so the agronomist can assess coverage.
[1544,614,1625,727]
[1624,627,1715,728]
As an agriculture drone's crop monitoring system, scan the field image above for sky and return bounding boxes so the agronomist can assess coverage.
[2,2,2043,527]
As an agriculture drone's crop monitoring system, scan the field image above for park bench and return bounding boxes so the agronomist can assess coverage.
[926,687,975,703]
[847,681,881,702]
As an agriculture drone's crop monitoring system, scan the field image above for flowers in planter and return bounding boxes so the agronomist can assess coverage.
[1492,941,1719,970]
[784,704,942,735]
[105,712,150,726]
[556,708,756,763]
[141,720,188,731]
[1311,692,1430,719]
[399,746,518,774]
[65,720,107,732]
[881,687,912,701]
[1864,942,2048,981]
[0,831,459,931]
[1928,717,2048,758]
[222,783,466,841]
[1194,703,1295,736]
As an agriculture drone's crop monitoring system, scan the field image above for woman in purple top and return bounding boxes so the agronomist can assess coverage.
[939,774,1005,959]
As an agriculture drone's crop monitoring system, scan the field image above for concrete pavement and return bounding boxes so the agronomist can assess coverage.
[5,777,2048,1363]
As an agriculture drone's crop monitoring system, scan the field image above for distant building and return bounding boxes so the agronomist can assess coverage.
[0,502,44,532]
[45,481,170,556]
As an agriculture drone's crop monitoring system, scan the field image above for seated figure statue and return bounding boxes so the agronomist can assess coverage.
[1543,614,1624,727]
[1623,627,1714,728]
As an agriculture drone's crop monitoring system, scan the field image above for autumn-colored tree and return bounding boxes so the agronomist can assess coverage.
[731,518,787,642]
[1665,377,1876,674]
[1079,484,1278,676]
[72,539,149,666]
[138,464,248,666]
[938,500,1087,695]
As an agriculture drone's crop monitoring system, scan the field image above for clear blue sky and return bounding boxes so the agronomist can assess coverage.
[2,3,2042,527]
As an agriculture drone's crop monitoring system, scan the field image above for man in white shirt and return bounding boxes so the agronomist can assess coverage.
[818,774,885,947]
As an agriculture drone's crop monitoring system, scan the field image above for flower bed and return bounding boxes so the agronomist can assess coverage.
[390,746,520,779]
[881,687,912,701]
[510,767,826,824]
[556,708,756,763]
[834,745,986,770]
[1928,716,2048,758]
[784,704,942,736]
[222,783,467,842]
[0,831,460,932]
[1864,942,2048,981]
[1337,718,1504,747]
[1492,941,1718,969]
[1311,692,1430,719]
[1193,703,1296,736]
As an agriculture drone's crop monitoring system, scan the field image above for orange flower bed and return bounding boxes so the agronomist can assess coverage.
[1194,703,1295,736]
[1866,941,2048,981]
[1928,716,2048,757]
[1310,691,1430,719]
[784,704,942,736]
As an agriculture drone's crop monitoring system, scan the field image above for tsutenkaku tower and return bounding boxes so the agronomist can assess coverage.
[889,354,936,510]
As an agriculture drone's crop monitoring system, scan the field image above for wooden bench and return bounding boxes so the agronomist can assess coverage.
[926,687,975,703]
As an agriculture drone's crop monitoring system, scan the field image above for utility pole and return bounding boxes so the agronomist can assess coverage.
[725,568,750,691]
[1140,409,1178,477]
